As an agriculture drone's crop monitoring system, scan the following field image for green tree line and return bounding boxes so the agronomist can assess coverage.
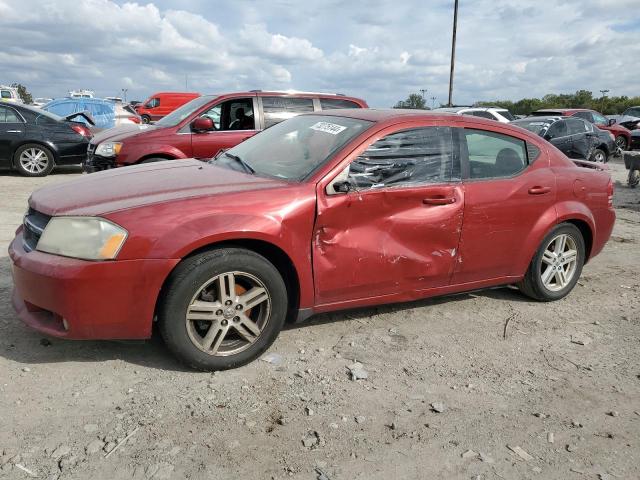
[476,90,640,115]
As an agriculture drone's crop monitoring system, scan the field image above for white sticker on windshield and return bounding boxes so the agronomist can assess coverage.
[310,121,347,135]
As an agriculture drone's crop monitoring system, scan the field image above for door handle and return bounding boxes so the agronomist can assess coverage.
[528,186,551,195]
[423,196,456,205]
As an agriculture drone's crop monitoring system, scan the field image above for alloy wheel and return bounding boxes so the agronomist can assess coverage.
[185,271,271,356]
[539,234,578,292]
[19,147,50,174]
[593,151,606,163]
[615,136,627,150]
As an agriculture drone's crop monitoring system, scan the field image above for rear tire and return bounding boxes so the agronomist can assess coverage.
[590,148,607,163]
[158,248,288,371]
[14,144,55,177]
[518,223,585,302]
[615,135,628,151]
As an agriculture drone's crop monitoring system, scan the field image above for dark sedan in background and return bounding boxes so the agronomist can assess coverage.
[0,103,92,176]
[512,116,616,162]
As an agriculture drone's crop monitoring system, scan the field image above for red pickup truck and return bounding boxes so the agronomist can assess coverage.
[85,91,368,172]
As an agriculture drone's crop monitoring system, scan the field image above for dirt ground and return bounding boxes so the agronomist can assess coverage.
[0,159,639,480]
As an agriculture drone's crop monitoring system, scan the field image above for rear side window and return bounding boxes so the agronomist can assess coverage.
[567,118,589,135]
[320,98,361,110]
[47,102,76,116]
[1,90,12,99]
[465,111,495,120]
[0,107,21,123]
[464,129,528,179]
[262,96,314,128]
[348,127,458,190]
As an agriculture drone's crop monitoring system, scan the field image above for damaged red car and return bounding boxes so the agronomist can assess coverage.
[10,110,615,370]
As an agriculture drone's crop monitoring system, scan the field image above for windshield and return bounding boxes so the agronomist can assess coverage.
[155,95,213,127]
[511,119,549,135]
[214,115,373,181]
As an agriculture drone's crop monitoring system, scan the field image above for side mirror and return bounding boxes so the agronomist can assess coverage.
[332,180,353,193]
[608,118,616,126]
[191,117,214,132]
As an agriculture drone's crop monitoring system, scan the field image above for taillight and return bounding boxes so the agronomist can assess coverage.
[607,179,614,208]
[128,116,141,124]
[71,124,91,137]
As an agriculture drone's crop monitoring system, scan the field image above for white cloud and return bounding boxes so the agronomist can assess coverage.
[0,0,638,107]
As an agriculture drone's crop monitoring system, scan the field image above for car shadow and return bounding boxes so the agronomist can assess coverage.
[0,165,84,176]
[285,284,532,330]
[0,249,532,371]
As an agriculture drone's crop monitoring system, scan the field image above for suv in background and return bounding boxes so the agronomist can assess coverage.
[135,92,200,124]
[433,106,516,123]
[85,90,368,171]
[532,108,631,150]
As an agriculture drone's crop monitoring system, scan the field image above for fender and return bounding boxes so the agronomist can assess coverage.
[125,144,188,165]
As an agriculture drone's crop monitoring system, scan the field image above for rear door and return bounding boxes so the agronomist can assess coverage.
[452,127,556,283]
[546,120,572,156]
[313,123,464,305]
[190,96,259,159]
[566,118,593,159]
[0,106,25,166]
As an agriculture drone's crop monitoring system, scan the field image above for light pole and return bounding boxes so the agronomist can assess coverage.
[447,0,459,107]
[431,96,437,109]
[121,88,128,103]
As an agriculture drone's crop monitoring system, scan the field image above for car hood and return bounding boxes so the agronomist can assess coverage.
[89,123,162,144]
[29,160,289,216]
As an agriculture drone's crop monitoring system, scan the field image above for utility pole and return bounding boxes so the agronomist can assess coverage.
[599,89,609,98]
[447,0,459,107]
[431,96,437,109]
[121,88,128,103]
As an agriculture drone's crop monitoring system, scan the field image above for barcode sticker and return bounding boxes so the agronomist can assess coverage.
[310,121,347,135]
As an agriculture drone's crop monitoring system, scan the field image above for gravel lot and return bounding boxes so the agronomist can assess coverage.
[0,159,639,480]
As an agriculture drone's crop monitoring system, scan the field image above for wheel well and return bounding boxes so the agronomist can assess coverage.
[157,240,301,324]
[12,142,58,167]
[596,144,609,155]
[564,219,593,261]
[138,153,176,163]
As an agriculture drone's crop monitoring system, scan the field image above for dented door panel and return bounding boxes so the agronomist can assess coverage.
[313,184,464,305]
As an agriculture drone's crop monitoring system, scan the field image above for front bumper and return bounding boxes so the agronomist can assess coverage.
[83,149,117,173]
[9,229,179,340]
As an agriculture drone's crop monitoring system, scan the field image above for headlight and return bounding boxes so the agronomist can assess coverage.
[95,142,122,157]
[37,217,128,260]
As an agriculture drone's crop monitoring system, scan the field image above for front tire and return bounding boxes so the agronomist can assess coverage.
[141,115,151,124]
[518,223,585,302]
[158,248,288,371]
[591,148,607,163]
[14,144,55,177]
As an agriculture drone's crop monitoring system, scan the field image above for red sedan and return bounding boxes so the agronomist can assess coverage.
[10,110,615,370]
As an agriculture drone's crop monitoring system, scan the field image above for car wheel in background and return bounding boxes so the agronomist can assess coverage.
[615,135,628,151]
[141,115,151,124]
[518,223,585,302]
[158,248,288,371]
[14,144,55,177]
[591,148,607,163]
[629,168,640,188]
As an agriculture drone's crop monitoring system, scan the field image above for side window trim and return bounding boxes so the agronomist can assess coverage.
[461,127,531,182]
[346,125,460,192]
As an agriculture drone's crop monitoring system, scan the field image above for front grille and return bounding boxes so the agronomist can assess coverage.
[23,208,51,252]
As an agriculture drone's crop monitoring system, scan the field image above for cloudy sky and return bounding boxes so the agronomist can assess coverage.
[1,0,639,107]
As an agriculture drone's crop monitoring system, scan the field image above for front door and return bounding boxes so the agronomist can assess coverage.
[0,106,25,166]
[452,127,557,284]
[191,97,259,159]
[313,125,464,306]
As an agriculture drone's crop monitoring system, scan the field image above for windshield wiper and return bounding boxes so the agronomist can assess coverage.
[222,151,255,174]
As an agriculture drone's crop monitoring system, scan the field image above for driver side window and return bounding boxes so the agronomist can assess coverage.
[347,127,457,190]
[199,98,255,131]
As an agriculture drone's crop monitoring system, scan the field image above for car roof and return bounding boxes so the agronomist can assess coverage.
[534,108,593,114]
[48,97,113,105]
[515,115,563,122]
